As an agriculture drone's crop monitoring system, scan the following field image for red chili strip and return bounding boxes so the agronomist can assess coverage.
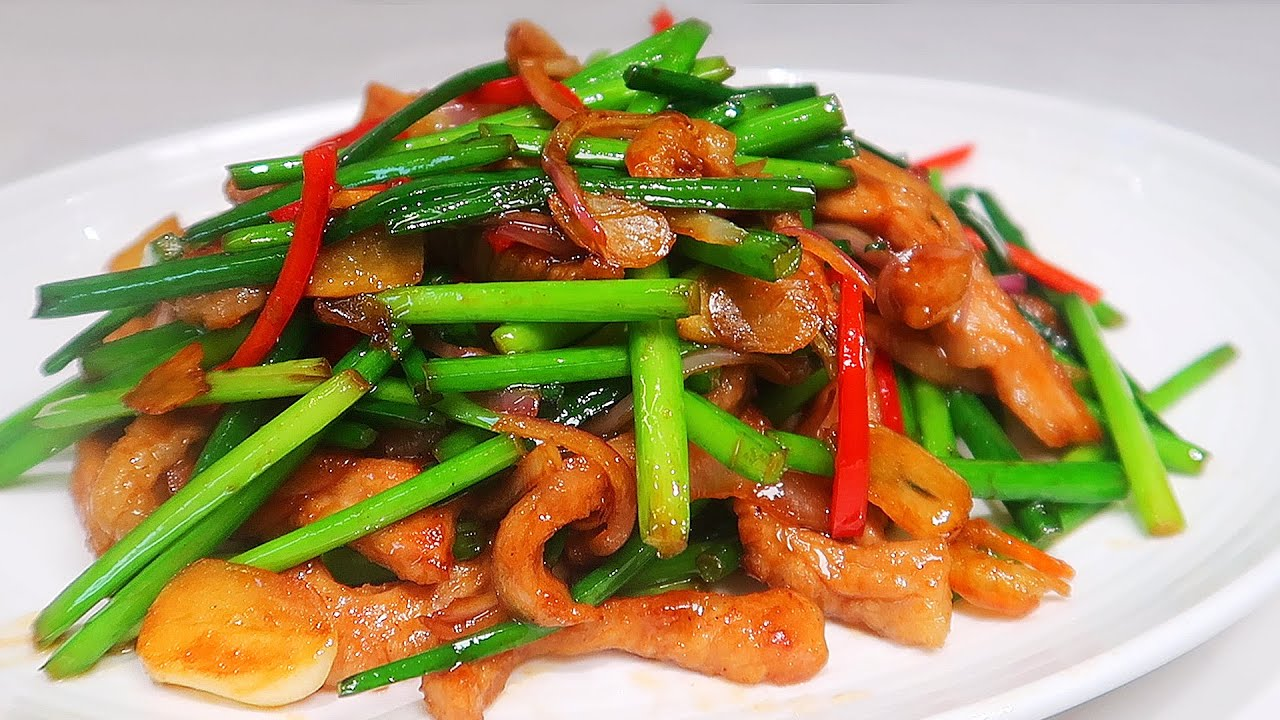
[315,117,382,150]
[268,200,303,223]
[225,143,338,369]
[911,143,975,173]
[871,353,905,434]
[650,6,676,34]
[831,282,871,540]
[1006,244,1103,304]
[965,228,1103,303]
[459,76,581,109]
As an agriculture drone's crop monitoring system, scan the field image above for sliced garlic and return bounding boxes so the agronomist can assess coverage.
[137,559,336,707]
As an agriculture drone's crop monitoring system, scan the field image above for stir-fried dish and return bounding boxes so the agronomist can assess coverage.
[5,13,1236,718]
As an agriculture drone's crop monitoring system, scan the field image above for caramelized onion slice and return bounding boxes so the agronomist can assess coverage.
[506,20,583,121]
[548,192,674,268]
[664,209,746,246]
[543,111,677,266]
[486,211,581,257]
[123,343,210,416]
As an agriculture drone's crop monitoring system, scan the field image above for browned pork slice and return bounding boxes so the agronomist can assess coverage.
[421,588,829,720]
[252,451,458,585]
[291,559,501,686]
[818,152,1099,447]
[71,410,211,555]
[736,500,952,648]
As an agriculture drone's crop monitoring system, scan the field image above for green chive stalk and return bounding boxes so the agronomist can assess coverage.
[231,434,526,571]
[673,231,802,281]
[36,246,288,318]
[948,390,1063,541]
[491,322,604,354]
[684,390,786,484]
[942,459,1127,503]
[321,421,378,450]
[34,359,333,429]
[732,96,846,156]
[1062,295,1184,535]
[422,346,632,393]
[1145,343,1237,413]
[896,366,922,442]
[768,430,833,476]
[757,366,829,427]
[629,262,692,557]
[41,305,148,375]
[378,279,697,324]
[909,376,956,457]
[33,331,408,645]
[618,537,742,593]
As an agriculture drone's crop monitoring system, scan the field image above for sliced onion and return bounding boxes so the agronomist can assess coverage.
[313,293,397,348]
[681,348,813,386]
[775,224,876,300]
[420,100,507,133]
[811,222,879,252]
[993,273,1029,295]
[550,192,674,268]
[543,112,660,258]
[664,210,745,246]
[122,343,211,415]
[506,20,584,121]
[580,394,635,437]
[423,334,490,360]
[476,386,540,417]
[486,211,581,257]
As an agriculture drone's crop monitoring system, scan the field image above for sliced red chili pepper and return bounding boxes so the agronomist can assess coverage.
[1005,244,1103,303]
[911,143,975,173]
[485,227,517,255]
[267,200,303,223]
[831,282,871,540]
[459,76,581,110]
[315,117,382,150]
[650,6,676,34]
[459,76,530,105]
[871,353,905,434]
[965,228,1103,303]
[225,143,338,369]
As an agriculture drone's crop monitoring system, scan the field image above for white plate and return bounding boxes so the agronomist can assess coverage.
[1,70,1277,720]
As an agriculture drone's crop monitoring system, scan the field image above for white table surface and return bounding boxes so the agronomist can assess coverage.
[3,2,1277,718]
